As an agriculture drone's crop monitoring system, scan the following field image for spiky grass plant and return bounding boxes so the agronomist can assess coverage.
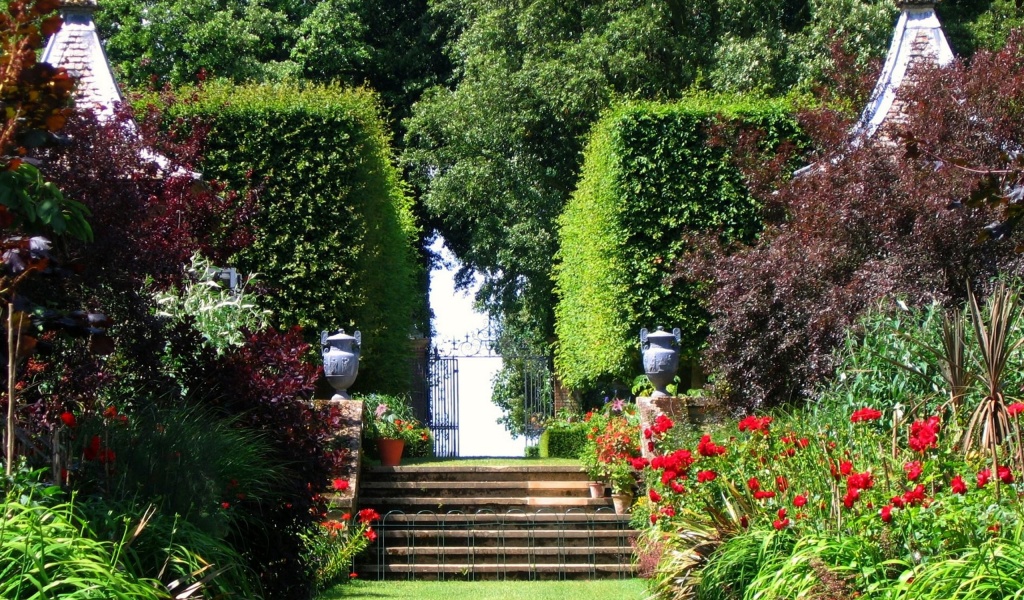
[964,282,1024,496]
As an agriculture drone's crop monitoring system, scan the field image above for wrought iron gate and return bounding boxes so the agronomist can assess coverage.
[428,353,459,457]
[423,324,554,457]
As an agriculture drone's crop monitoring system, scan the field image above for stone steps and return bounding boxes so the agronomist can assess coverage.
[357,562,632,580]
[355,465,637,580]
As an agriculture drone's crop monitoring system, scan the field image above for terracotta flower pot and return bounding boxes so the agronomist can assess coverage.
[378,438,405,466]
[611,492,633,515]
[588,482,606,498]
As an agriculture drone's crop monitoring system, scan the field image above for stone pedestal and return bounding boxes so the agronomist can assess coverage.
[637,395,720,458]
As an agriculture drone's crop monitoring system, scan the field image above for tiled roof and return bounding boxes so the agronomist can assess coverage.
[41,1,123,117]
[854,0,953,139]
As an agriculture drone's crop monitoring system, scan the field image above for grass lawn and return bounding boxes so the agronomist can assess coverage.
[319,578,648,599]
[367,456,581,467]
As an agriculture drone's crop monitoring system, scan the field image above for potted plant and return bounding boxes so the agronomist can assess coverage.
[607,461,637,514]
[580,411,610,497]
[362,394,430,466]
[581,400,641,509]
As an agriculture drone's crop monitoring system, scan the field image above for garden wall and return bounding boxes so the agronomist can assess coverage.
[553,98,800,392]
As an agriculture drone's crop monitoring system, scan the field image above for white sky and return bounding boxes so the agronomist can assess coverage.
[428,237,523,456]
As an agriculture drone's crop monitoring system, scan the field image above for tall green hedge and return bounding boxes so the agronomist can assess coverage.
[553,98,800,391]
[162,82,422,394]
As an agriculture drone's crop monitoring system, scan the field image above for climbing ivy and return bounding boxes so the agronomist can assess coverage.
[553,97,801,392]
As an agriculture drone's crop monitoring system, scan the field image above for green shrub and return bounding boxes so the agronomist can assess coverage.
[553,97,801,392]
[540,418,589,459]
[155,82,423,394]
[0,474,222,600]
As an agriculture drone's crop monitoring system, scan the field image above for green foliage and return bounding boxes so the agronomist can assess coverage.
[301,510,374,595]
[153,252,271,354]
[940,0,1024,56]
[0,479,162,599]
[92,403,285,532]
[97,0,301,86]
[405,0,704,347]
[158,82,422,394]
[0,162,92,242]
[554,98,800,391]
[539,412,589,459]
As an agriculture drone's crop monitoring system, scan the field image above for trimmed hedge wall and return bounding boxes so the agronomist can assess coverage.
[160,83,422,394]
[539,421,590,459]
[553,98,800,391]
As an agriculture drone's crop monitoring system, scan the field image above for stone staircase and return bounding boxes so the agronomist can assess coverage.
[354,465,638,580]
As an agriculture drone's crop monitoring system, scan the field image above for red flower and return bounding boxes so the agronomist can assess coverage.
[350,573,358,579]
[772,517,789,530]
[904,461,923,481]
[793,494,807,508]
[649,489,662,503]
[661,506,676,517]
[221,502,231,509]
[738,415,772,434]
[902,484,926,506]
[997,465,1014,484]
[59,412,77,428]
[891,495,905,509]
[83,435,102,461]
[950,474,967,494]
[651,414,674,435]
[880,504,893,523]
[364,528,377,541]
[102,406,119,419]
[977,469,991,488]
[696,470,717,483]
[847,471,874,491]
[1008,402,1024,417]
[850,407,883,423]
[697,435,726,457]
[669,481,685,494]
[777,508,787,519]
[797,438,809,448]
[331,478,349,491]
[740,515,749,528]
[754,490,776,500]
[843,488,859,508]
[661,470,678,485]
[631,457,650,470]
[650,513,659,524]
[747,477,761,491]
[908,416,940,452]
[839,460,853,476]
[775,476,789,493]
[358,508,380,523]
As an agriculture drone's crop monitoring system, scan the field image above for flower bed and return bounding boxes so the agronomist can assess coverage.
[636,299,1024,599]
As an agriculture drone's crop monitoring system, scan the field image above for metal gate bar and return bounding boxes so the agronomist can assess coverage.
[428,354,459,457]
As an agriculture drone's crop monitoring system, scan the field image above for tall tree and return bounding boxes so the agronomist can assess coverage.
[405,0,712,345]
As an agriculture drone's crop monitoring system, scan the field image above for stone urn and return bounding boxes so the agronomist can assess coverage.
[641,327,681,397]
[321,329,361,400]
